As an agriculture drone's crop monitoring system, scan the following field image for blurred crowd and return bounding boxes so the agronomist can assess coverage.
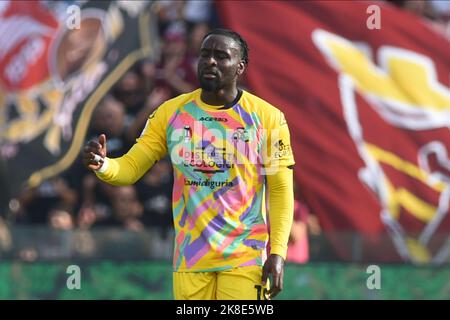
[1,0,448,262]
[0,0,219,260]
[8,1,215,229]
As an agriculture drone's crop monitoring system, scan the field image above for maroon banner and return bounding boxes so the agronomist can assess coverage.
[218,1,450,263]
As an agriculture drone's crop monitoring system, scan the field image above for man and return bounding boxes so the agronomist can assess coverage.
[82,29,295,300]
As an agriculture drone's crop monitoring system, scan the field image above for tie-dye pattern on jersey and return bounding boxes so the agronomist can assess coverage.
[160,89,293,272]
[169,103,266,271]
[128,89,295,272]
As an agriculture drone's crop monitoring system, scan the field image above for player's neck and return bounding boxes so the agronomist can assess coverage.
[200,87,239,106]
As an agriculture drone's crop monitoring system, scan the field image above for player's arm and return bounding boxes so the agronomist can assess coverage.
[263,167,294,298]
[261,111,295,299]
[82,107,168,186]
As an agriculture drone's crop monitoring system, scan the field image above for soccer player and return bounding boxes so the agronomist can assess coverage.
[82,28,295,300]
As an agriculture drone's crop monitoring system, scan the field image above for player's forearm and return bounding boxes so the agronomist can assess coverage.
[267,167,294,259]
[95,143,156,186]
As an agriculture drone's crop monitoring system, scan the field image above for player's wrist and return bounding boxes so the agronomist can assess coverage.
[94,157,109,173]
[268,246,287,260]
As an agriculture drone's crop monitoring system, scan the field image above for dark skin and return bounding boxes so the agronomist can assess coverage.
[198,34,244,105]
[82,133,106,171]
[82,34,285,299]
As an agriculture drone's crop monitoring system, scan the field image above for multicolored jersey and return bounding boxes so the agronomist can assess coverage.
[96,89,295,272]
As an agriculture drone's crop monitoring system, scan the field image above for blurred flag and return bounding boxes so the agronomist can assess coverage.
[219,1,450,263]
[0,0,159,206]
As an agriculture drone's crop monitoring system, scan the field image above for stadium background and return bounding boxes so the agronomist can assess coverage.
[1,0,450,299]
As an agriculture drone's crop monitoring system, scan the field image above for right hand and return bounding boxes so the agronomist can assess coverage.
[82,134,107,171]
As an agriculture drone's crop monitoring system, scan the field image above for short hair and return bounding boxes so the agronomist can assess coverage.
[202,28,249,65]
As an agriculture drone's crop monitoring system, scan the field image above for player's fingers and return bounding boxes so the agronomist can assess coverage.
[269,270,283,298]
[87,140,102,150]
[270,279,281,298]
[267,275,277,297]
[86,152,103,164]
[82,152,103,169]
[98,134,107,158]
[261,264,270,286]
[85,151,103,162]
[87,159,103,166]
[82,149,96,159]
[279,270,284,292]
[83,145,98,155]
[98,134,106,149]
[269,288,281,299]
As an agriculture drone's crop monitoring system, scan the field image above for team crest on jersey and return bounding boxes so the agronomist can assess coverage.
[232,127,250,142]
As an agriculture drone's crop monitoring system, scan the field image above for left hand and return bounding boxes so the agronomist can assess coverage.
[262,254,285,299]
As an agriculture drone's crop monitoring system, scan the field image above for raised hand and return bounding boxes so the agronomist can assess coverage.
[82,134,107,171]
